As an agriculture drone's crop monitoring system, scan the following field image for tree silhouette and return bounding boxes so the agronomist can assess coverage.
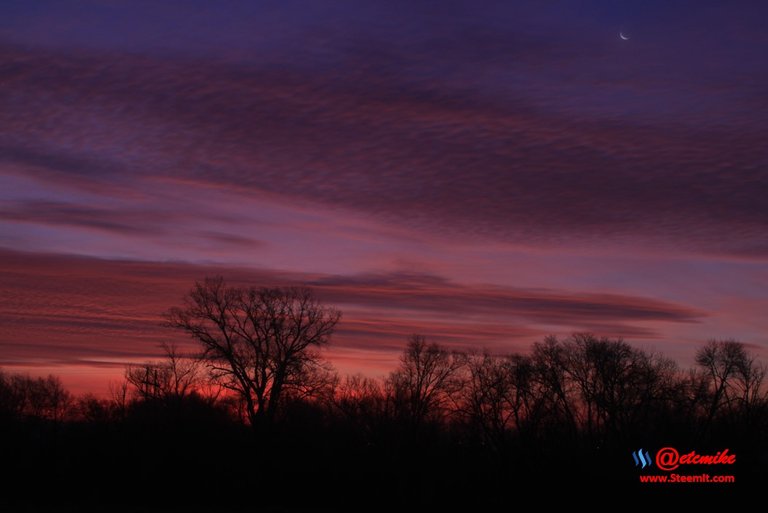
[531,336,579,436]
[334,373,388,435]
[166,277,340,428]
[696,339,767,423]
[561,333,679,440]
[460,352,516,450]
[387,335,463,427]
[0,370,27,421]
[125,342,204,402]
[0,371,71,422]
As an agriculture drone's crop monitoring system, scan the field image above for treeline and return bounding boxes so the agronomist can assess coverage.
[1,280,766,508]
[0,371,71,423]
[1,337,765,507]
[1,334,765,441]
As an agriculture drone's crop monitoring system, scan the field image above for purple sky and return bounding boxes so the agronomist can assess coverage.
[1,0,767,393]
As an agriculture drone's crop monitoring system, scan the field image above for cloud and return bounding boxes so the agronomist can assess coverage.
[0,250,704,374]
[196,231,266,249]
[308,272,703,324]
[1,1,765,395]
[1,40,766,258]
[0,143,123,179]
[0,200,167,235]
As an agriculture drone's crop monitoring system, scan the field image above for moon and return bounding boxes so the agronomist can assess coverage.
[619,32,630,40]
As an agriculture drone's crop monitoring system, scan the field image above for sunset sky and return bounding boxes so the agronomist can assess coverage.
[1,1,767,394]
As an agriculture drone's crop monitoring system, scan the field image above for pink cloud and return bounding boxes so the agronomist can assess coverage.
[1,43,767,258]
[0,249,708,394]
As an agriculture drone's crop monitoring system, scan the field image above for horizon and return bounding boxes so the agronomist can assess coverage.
[1,0,768,396]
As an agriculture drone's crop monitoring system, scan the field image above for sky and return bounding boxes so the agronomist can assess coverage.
[1,0,767,394]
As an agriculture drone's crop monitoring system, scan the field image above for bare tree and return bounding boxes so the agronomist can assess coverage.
[334,374,388,434]
[126,342,203,402]
[460,351,553,449]
[532,336,579,435]
[27,375,72,422]
[387,335,464,426]
[563,333,679,439]
[696,339,766,422]
[460,353,515,449]
[77,394,123,423]
[126,363,170,402]
[0,371,71,422]
[109,379,129,419]
[166,277,340,427]
[734,351,767,415]
[0,370,27,420]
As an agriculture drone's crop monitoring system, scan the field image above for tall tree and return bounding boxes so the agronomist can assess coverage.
[696,339,766,422]
[166,277,340,427]
[460,353,515,449]
[387,335,463,426]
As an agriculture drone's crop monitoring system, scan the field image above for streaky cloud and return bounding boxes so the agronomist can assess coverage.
[0,250,704,376]
[1,43,766,257]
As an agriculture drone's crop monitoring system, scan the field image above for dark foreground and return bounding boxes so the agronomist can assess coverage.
[1,401,763,511]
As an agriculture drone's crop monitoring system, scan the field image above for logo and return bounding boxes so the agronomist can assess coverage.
[654,447,736,471]
[632,449,652,468]
[634,446,736,484]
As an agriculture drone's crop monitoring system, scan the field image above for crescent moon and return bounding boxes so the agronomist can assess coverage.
[619,32,630,40]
